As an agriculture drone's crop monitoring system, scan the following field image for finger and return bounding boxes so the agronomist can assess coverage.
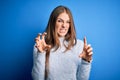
[38,33,42,36]
[46,45,51,49]
[86,44,91,49]
[42,32,47,40]
[35,38,39,42]
[35,43,39,48]
[79,53,83,58]
[84,36,87,46]
[36,40,42,47]
[38,33,42,39]
[48,45,51,48]
[35,38,40,45]
[44,44,51,51]
[88,52,93,56]
[87,47,93,53]
[35,33,41,42]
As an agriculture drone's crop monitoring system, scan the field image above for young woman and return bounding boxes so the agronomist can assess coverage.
[32,5,93,80]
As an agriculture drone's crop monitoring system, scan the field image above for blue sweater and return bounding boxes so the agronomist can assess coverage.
[32,37,91,80]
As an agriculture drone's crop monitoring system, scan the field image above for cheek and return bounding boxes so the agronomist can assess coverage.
[66,25,70,30]
[55,26,59,34]
[56,27,59,32]
[66,23,70,28]
[56,23,61,30]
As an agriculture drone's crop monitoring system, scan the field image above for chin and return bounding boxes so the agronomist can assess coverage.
[58,33,66,37]
[58,31,68,37]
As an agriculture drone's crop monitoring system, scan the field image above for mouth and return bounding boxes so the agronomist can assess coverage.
[59,29,67,33]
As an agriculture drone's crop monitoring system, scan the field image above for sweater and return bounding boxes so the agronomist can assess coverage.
[32,37,91,80]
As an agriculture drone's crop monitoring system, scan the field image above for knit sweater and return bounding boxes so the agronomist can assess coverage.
[32,37,91,80]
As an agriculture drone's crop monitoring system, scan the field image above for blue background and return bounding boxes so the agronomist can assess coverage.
[0,0,120,80]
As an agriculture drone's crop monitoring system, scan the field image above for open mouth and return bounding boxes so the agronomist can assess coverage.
[59,29,67,33]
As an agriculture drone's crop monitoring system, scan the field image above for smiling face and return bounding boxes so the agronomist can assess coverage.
[55,12,70,37]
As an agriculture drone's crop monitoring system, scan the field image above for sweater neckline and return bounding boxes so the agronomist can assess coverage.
[59,37,64,41]
[59,37,65,46]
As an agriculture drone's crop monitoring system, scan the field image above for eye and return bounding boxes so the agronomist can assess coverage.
[57,19,63,22]
[67,21,71,24]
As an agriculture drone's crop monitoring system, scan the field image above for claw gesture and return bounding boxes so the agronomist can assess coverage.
[79,37,93,62]
[35,32,51,53]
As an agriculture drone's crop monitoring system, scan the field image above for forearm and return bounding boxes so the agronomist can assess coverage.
[32,46,45,80]
[77,59,91,80]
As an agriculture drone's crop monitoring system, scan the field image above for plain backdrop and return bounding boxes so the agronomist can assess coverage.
[0,0,120,80]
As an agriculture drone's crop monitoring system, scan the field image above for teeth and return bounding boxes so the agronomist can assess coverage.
[60,29,66,33]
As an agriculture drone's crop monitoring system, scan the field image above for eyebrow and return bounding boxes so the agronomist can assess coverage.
[57,18,70,21]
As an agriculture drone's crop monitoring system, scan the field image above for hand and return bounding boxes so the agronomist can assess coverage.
[79,37,93,62]
[35,32,51,53]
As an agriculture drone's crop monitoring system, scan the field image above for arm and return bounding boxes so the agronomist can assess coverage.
[77,59,91,80]
[31,45,45,80]
[32,33,51,80]
[76,38,93,80]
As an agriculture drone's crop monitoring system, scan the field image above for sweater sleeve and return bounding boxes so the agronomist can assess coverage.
[76,40,92,80]
[77,59,91,80]
[31,44,45,80]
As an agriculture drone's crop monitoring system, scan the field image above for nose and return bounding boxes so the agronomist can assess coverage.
[62,22,66,28]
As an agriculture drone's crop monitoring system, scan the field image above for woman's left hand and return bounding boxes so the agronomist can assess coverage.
[79,37,93,62]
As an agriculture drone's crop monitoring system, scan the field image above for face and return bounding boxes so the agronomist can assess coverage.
[55,12,70,37]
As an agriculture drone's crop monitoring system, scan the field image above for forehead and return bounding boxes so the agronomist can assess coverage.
[57,12,70,20]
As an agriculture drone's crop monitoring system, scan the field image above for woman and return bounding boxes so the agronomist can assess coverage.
[32,5,93,80]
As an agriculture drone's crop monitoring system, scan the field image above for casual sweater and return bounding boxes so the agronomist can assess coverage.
[32,37,91,80]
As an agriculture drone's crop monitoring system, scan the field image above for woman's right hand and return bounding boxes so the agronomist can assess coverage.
[35,32,51,53]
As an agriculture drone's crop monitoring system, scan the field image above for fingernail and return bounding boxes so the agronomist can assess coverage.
[38,33,42,35]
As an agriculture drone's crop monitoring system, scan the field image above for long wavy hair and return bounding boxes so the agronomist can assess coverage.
[44,5,77,80]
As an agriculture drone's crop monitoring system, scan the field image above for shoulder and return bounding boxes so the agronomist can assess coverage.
[75,39,84,48]
[76,39,83,46]
[73,39,84,55]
